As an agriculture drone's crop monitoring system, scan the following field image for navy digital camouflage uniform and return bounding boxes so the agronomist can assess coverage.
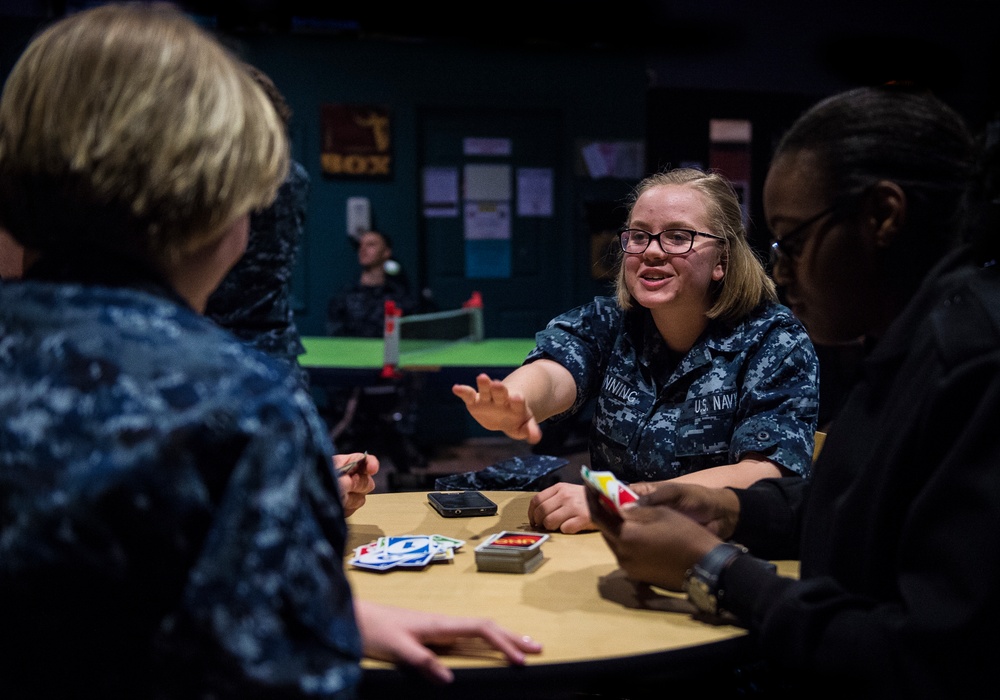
[527,296,819,482]
[0,276,362,698]
[205,160,310,387]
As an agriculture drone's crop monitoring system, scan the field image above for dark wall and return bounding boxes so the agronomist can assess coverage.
[2,3,996,341]
[232,34,649,337]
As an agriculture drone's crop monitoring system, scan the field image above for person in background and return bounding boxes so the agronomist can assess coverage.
[205,64,311,391]
[587,85,988,699]
[324,228,428,478]
[326,229,416,338]
[0,4,540,698]
[454,167,819,533]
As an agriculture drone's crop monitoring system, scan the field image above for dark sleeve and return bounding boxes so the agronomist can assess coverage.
[527,297,622,416]
[326,292,347,337]
[160,393,363,697]
[725,405,1000,694]
[722,284,1000,696]
[730,477,807,559]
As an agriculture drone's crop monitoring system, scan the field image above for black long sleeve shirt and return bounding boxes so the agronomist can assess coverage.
[724,248,1000,699]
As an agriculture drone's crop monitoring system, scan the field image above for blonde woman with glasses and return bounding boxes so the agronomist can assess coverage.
[455,167,819,533]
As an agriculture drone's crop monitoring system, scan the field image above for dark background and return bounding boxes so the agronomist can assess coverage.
[2,1,996,444]
[2,0,995,336]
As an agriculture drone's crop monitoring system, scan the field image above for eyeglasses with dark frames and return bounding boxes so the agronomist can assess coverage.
[619,228,725,255]
[769,190,869,264]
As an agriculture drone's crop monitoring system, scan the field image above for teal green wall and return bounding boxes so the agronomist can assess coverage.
[1,20,647,338]
[231,34,648,337]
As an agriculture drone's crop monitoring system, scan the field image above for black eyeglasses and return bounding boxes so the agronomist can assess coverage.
[619,228,725,255]
[769,200,848,264]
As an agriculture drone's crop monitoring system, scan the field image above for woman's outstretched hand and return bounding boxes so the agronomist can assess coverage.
[452,373,542,444]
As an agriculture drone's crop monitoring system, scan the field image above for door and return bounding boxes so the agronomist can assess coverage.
[417,106,574,339]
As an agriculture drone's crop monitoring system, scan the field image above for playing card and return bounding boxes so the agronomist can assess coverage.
[474,531,549,572]
[430,534,466,550]
[475,531,548,559]
[349,534,464,572]
[349,553,402,571]
[382,535,433,558]
[475,549,545,573]
[394,550,436,568]
[487,532,548,549]
[581,465,639,514]
[475,531,548,573]
[336,452,368,476]
[431,547,455,562]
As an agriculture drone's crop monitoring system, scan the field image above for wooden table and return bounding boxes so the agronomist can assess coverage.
[346,491,795,698]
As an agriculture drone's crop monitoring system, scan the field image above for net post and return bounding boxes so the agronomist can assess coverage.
[463,291,484,341]
[382,299,402,377]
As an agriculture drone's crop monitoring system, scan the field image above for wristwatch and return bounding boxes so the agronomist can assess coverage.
[684,542,749,615]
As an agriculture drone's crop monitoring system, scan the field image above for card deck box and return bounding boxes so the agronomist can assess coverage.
[474,531,549,573]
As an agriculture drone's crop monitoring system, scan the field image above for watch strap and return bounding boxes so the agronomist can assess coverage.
[684,542,749,615]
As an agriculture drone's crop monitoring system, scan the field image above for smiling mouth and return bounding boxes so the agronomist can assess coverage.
[640,270,671,281]
[639,269,673,280]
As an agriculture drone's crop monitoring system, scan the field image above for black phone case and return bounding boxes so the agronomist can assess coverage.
[427,491,498,517]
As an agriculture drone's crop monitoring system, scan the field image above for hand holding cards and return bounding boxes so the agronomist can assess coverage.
[475,531,549,574]
[581,465,638,516]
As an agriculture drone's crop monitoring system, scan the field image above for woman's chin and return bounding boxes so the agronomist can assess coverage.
[630,288,678,309]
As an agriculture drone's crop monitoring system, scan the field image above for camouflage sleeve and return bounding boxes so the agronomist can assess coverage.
[165,391,363,696]
[526,297,622,417]
[730,316,820,477]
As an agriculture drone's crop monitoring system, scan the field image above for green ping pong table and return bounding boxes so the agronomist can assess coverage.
[299,336,536,386]
[300,336,538,454]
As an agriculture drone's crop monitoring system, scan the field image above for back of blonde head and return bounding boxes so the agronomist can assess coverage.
[0,2,288,263]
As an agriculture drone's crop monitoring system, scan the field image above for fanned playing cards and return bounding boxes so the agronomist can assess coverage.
[349,534,465,571]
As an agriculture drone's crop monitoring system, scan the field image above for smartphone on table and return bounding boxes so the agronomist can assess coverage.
[427,491,498,518]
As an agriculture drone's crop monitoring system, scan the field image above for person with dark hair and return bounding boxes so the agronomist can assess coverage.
[205,63,311,390]
[587,85,992,698]
[0,5,540,698]
[455,167,819,533]
[324,228,427,477]
[326,229,416,337]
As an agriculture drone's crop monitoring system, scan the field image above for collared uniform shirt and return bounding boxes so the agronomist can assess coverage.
[0,280,362,699]
[527,297,819,481]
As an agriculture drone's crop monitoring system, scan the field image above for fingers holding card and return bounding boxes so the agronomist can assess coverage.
[581,466,638,515]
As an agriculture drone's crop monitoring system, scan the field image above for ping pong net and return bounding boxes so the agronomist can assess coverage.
[381,291,484,377]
